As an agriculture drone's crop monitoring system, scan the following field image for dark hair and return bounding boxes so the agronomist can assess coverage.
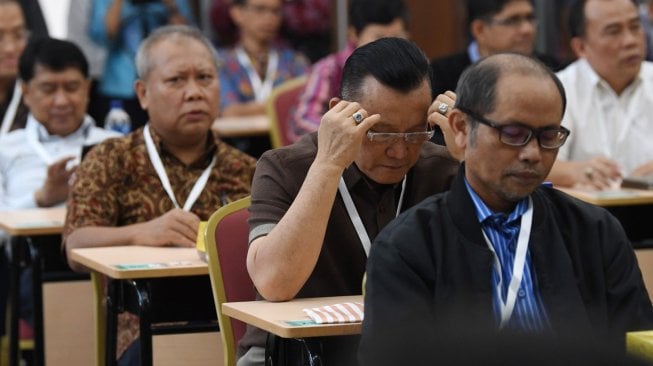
[568,0,639,38]
[349,0,409,35]
[467,0,533,23]
[19,37,88,82]
[455,53,566,132]
[339,37,430,101]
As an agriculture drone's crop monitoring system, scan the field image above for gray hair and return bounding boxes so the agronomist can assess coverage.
[135,25,219,80]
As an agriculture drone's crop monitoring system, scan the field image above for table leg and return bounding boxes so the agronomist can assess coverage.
[27,239,43,366]
[126,280,153,366]
[105,280,119,366]
[7,237,21,366]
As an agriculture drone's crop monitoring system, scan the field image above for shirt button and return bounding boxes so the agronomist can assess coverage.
[518,289,526,298]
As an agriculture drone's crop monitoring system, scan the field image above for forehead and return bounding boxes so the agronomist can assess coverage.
[491,72,563,126]
[358,76,431,130]
[29,64,85,83]
[584,0,638,28]
[0,3,25,30]
[148,38,215,73]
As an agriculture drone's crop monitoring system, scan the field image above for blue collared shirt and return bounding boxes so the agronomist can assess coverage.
[464,178,549,332]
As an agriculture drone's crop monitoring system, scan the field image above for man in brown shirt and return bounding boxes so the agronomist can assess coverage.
[63,25,256,364]
[240,38,459,365]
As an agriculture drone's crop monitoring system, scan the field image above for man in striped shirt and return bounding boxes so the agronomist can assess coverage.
[360,53,653,365]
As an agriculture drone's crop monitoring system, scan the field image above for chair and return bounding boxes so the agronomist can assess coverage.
[204,196,254,366]
[266,76,307,148]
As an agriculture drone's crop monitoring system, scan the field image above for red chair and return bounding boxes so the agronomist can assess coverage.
[204,196,254,366]
[266,76,307,148]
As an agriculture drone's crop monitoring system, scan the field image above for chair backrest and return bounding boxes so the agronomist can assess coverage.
[266,76,307,148]
[205,196,254,366]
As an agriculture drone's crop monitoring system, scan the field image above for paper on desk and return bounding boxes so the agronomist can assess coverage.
[302,302,364,324]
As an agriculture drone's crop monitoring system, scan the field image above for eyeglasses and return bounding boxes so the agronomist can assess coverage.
[458,106,570,149]
[367,127,435,145]
[0,29,30,46]
[486,14,537,28]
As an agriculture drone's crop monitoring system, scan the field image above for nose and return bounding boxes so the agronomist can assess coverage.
[385,139,408,160]
[517,136,542,163]
[184,78,203,100]
[52,88,70,106]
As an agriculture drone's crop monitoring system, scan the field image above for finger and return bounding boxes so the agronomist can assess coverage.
[357,113,381,131]
[444,90,457,100]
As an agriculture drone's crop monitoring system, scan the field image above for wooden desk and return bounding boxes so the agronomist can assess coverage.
[211,115,270,138]
[70,246,208,279]
[0,207,65,236]
[0,207,67,366]
[70,246,217,366]
[222,295,363,339]
[557,187,653,246]
[557,187,653,207]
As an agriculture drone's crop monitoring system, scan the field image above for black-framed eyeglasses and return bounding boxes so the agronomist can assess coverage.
[366,125,435,145]
[458,106,570,149]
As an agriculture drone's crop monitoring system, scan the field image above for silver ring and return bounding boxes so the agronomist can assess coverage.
[352,111,364,124]
[437,102,449,115]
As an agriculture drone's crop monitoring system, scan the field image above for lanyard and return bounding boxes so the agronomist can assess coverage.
[235,46,279,102]
[338,175,406,256]
[1,82,22,137]
[481,197,533,329]
[143,125,216,211]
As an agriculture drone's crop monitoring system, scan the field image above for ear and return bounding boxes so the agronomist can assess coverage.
[328,97,341,109]
[570,36,585,59]
[449,109,470,151]
[470,19,486,43]
[134,79,148,111]
[347,26,358,45]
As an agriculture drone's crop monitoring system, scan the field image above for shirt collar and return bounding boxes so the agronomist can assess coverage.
[463,177,529,224]
[27,113,95,142]
[468,41,482,63]
[578,58,643,95]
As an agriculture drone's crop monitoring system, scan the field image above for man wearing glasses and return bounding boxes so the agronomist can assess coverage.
[240,37,459,365]
[430,0,562,100]
[360,53,653,365]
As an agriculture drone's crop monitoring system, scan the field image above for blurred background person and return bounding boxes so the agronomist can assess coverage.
[288,0,409,142]
[217,0,308,157]
[0,0,30,137]
[210,0,331,63]
[88,0,195,131]
[548,0,653,189]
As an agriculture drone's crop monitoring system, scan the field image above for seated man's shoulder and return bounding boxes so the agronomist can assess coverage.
[536,186,617,226]
[259,133,318,168]
[216,140,257,170]
[430,51,469,71]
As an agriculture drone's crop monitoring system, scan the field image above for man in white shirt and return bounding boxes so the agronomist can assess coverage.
[548,0,653,189]
[0,37,119,210]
